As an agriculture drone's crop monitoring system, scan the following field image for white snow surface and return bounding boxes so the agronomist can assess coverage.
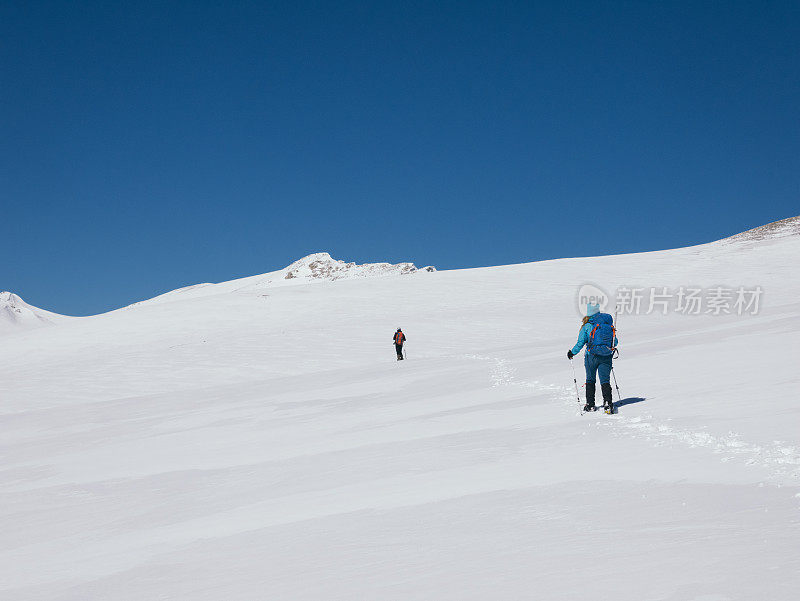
[2,223,799,600]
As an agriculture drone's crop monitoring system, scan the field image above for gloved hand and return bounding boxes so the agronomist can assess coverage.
[567,350,574,360]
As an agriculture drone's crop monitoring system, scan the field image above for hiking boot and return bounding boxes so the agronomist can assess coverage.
[601,382,613,412]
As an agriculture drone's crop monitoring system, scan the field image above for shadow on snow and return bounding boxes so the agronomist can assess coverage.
[615,397,647,408]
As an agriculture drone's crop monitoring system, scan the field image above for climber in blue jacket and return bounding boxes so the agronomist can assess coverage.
[567,303,618,412]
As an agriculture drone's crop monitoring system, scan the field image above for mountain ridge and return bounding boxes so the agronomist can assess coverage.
[3,215,797,333]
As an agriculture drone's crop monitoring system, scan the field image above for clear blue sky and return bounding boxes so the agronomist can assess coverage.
[2,1,798,316]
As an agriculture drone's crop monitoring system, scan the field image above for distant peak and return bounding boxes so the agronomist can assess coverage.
[281,253,435,282]
[0,291,68,336]
[725,216,800,243]
[0,291,24,305]
[285,252,335,269]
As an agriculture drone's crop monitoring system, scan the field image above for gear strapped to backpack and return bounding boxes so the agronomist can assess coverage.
[587,313,616,356]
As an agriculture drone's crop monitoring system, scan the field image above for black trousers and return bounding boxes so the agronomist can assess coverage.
[395,343,404,358]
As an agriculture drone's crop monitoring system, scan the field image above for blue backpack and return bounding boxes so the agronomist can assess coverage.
[588,313,616,356]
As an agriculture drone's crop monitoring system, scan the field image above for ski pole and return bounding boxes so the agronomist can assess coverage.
[611,367,622,402]
[570,358,581,408]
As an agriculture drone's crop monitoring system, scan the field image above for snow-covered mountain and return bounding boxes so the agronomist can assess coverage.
[128,252,435,307]
[0,291,70,336]
[724,214,800,243]
[1,218,798,600]
[283,252,435,281]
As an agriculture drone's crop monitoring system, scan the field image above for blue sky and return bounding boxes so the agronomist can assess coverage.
[2,1,798,316]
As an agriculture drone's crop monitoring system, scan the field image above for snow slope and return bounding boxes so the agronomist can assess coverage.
[1,219,799,600]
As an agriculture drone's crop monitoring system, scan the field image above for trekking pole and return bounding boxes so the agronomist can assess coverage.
[570,358,582,409]
[612,303,622,401]
[611,367,622,402]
